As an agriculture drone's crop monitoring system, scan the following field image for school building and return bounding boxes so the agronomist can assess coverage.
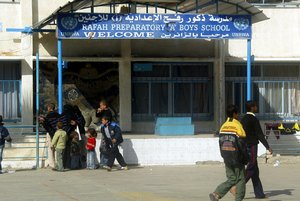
[1,0,300,135]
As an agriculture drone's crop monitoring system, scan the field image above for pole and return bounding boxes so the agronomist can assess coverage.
[247,39,252,101]
[58,39,63,114]
[35,52,40,168]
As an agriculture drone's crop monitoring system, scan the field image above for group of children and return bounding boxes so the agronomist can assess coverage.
[51,116,127,172]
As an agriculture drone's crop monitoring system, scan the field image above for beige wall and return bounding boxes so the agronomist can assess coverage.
[0,3,22,56]
[227,8,300,60]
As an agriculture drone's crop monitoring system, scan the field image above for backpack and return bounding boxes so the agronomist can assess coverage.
[219,133,248,166]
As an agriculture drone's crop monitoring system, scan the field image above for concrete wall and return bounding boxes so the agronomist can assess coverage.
[0,2,22,56]
[3,136,266,168]
[228,8,300,60]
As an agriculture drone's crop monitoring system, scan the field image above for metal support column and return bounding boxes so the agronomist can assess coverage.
[35,52,40,168]
[247,39,252,101]
[57,39,63,114]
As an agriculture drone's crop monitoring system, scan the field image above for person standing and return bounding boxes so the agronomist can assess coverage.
[209,105,247,201]
[96,100,113,122]
[51,122,68,172]
[39,103,60,168]
[241,101,272,199]
[70,131,81,170]
[0,115,12,174]
[100,116,127,171]
[86,128,96,170]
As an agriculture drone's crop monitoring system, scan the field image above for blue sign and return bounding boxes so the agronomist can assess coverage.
[57,13,251,40]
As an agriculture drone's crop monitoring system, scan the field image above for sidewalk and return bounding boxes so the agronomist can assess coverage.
[0,163,298,201]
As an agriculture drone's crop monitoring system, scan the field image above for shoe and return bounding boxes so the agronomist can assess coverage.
[102,165,112,171]
[119,166,128,170]
[209,193,219,201]
[255,195,268,199]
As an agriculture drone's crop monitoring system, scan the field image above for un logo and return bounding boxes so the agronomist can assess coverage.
[233,18,249,31]
[61,16,78,30]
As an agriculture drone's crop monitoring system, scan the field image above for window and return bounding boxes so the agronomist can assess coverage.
[0,61,21,120]
[132,62,213,121]
[226,63,300,119]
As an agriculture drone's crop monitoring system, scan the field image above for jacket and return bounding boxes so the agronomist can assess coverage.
[100,122,123,147]
[241,113,270,149]
[51,129,67,149]
[0,125,11,146]
[219,118,247,166]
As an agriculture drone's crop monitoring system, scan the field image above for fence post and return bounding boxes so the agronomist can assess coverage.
[36,52,40,168]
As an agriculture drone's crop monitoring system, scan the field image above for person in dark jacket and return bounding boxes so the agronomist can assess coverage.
[40,103,60,139]
[241,101,273,199]
[39,103,60,168]
[96,100,113,122]
[100,116,127,171]
[0,115,12,173]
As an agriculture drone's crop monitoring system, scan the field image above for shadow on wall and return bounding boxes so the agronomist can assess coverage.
[122,139,138,165]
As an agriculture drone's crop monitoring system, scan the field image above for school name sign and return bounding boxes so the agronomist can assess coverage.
[57,13,252,39]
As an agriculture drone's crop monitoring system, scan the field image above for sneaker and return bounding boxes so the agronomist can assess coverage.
[209,193,219,201]
[119,166,128,170]
[102,165,112,171]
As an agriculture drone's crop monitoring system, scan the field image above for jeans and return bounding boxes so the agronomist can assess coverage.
[87,150,96,169]
[0,145,4,170]
[55,148,65,171]
[100,153,109,167]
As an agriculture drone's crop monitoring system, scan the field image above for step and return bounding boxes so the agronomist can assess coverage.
[155,124,194,136]
[156,117,192,125]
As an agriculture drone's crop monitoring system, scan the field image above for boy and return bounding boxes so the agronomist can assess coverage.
[51,122,67,172]
[100,116,127,171]
[209,105,247,201]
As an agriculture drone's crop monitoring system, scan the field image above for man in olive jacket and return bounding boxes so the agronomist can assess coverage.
[51,122,68,172]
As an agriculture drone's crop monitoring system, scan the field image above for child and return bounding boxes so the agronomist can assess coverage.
[70,131,81,170]
[99,136,109,168]
[86,128,96,170]
[51,122,67,172]
[100,116,128,171]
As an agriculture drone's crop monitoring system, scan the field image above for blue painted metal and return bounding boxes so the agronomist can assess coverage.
[57,13,252,40]
[6,26,32,33]
[155,117,194,136]
[247,39,252,100]
[57,39,63,114]
[36,52,40,168]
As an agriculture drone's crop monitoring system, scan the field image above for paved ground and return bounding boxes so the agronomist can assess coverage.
[0,162,298,201]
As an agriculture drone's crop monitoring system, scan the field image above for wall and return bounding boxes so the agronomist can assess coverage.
[0,2,22,56]
[227,8,300,59]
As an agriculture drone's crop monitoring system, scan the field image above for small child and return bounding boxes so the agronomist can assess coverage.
[86,128,96,170]
[70,131,81,170]
[99,136,109,168]
[51,122,67,172]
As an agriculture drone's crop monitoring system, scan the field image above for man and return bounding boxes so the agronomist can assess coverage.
[39,103,60,168]
[0,115,12,174]
[241,101,272,199]
[100,116,127,171]
[40,103,60,138]
[51,122,68,172]
[209,104,247,201]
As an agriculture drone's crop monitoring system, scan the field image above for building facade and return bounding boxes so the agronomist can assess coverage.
[1,0,300,133]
